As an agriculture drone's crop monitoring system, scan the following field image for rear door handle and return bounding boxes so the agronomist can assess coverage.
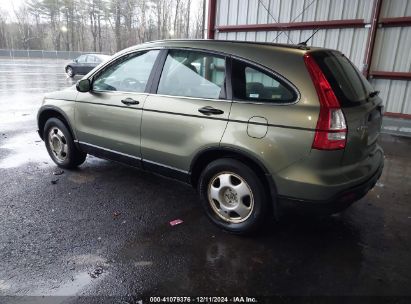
[198,106,224,116]
[121,98,140,105]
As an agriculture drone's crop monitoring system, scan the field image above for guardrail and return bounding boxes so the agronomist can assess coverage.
[0,49,109,59]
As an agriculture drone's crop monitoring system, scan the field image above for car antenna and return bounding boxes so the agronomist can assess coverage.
[299,29,320,46]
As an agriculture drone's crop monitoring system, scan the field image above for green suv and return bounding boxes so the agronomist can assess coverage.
[37,40,384,233]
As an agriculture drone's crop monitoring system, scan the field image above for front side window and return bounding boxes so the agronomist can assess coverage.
[232,59,296,103]
[77,55,86,63]
[92,50,159,93]
[157,50,226,99]
[86,55,95,63]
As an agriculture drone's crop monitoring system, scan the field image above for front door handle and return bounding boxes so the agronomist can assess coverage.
[198,106,224,116]
[121,98,140,105]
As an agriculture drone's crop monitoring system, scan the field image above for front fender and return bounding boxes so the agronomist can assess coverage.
[37,102,77,141]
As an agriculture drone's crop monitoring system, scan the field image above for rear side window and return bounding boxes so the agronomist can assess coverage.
[231,59,296,103]
[157,50,226,99]
[311,51,374,106]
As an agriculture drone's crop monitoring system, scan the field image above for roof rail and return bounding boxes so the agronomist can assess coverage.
[140,39,310,50]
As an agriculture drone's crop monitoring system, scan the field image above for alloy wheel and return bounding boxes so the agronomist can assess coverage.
[48,127,68,163]
[207,171,254,223]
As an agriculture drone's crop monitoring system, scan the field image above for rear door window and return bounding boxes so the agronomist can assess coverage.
[231,59,296,103]
[311,51,374,106]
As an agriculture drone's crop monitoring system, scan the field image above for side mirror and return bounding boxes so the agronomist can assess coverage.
[76,79,91,92]
[73,59,78,63]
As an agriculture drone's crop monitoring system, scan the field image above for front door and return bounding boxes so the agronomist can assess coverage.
[75,50,160,163]
[84,55,98,72]
[75,55,88,74]
[141,49,231,175]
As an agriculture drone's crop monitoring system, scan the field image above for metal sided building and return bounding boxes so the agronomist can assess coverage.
[205,0,411,136]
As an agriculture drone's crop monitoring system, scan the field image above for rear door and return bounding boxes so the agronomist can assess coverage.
[312,51,383,165]
[141,49,231,174]
[75,50,160,161]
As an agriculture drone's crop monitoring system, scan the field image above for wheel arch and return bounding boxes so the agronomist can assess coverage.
[190,146,278,218]
[37,106,76,142]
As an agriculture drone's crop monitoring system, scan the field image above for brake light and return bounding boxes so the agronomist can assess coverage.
[304,53,347,150]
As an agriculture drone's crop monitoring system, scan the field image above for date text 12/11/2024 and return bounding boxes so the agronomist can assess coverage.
[149,296,258,303]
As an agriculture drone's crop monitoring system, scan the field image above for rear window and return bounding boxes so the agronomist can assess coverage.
[311,51,374,106]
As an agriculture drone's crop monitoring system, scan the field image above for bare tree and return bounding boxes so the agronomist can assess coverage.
[186,0,191,37]
[108,0,123,52]
[173,0,181,37]
[13,5,36,49]
[0,10,10,48]
[1,0,204,53]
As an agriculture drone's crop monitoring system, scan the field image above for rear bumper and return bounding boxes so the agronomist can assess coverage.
[277,160,384,214]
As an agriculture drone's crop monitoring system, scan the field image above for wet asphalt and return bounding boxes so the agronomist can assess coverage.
[0,59,411,302]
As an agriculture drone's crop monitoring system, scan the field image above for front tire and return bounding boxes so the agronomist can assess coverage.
[44,118,86,169]
[198,158,269,234]
[66,66,75,77]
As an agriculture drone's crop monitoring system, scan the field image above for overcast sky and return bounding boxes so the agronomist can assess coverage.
[0,0,204,19]
[0,0,23,14]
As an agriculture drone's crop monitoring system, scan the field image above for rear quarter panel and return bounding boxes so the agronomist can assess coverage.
[221,102,317,189]
[221,49,320,196]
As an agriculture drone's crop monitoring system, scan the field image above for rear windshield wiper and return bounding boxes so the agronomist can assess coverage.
[369,90,380,98]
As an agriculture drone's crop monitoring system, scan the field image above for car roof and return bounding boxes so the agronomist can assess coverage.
[115,39,329,64]
[121,39,327,55]
[94,54,111,59]
[79,54,111,59]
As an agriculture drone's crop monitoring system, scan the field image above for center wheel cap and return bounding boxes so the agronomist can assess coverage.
[223,188,237,205]
[52,138,61,150]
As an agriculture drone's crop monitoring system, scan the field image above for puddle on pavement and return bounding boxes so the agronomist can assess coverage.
[33,254,110,297]
[0,272,96,298]
[0,131,49,169]
[30,271,97,298]
[45,272,93,296]
[2,254,109,297]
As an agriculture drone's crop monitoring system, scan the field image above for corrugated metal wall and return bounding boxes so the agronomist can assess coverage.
[214,0,411,115]
[371,0,411,114]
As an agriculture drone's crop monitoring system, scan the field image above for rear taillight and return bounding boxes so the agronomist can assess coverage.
[304,53,347,150]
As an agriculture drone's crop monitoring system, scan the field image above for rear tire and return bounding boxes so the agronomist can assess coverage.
[198,158,269,234]
[44,118,86,169]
